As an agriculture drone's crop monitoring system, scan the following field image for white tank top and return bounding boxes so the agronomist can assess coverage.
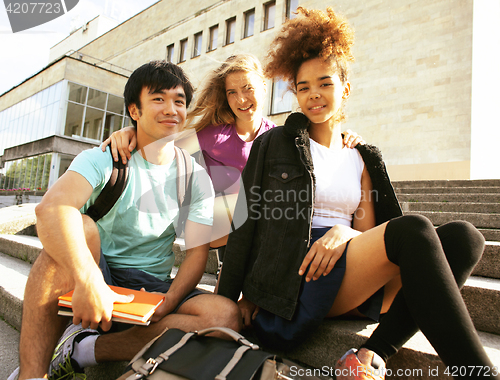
[310,138,365,228]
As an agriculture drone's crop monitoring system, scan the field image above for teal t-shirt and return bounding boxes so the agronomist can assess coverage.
[69,146,214,281]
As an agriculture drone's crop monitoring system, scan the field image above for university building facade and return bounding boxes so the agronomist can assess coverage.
[0,0,498,192]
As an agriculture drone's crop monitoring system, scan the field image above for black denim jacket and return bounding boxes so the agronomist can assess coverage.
[217,113,402,320]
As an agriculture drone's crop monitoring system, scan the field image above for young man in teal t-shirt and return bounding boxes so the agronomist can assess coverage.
[12,61,241,380]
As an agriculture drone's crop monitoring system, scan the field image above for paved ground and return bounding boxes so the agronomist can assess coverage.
[0,318,19,380]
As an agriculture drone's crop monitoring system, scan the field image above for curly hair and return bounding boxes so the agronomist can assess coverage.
[188,53,265,132]
[264,7,354,89]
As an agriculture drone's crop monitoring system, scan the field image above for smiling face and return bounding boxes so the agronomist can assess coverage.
[225,70,266,126]
[128,85,187,148]
[295,58,350,128]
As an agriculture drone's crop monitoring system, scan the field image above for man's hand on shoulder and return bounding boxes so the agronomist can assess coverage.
[71,268,133,331]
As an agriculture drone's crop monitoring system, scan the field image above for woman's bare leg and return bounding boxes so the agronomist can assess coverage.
[331,215,494,376]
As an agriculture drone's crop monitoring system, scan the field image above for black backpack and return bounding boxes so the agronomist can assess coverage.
[85,146,193,234]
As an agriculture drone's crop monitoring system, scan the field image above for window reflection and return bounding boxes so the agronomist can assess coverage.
[87,89,107,110]
[83,107,105,141]
[68,83,87,104]
[107,94,124,115]
[0,80,128,190]
[0,153,52,191]
[64,102,84,137]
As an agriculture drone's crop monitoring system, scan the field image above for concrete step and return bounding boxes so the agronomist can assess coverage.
[0,252,217,333]
[1,248,499,334]
[479,229,500,242]
[2,311,500,380]
[1,253,499,380]
[0,318,20,380]
[397,193,500,203]
[473,242,500,279]
[395,187,500,194]
[3,232,498,281]
[393,180,500,189]
[0,252,30,331]
[0,203,37,235]
[0,234,219,274]
[280,320,500,380]
[401,201,500,214]
[463,276,500,335]
[404,210,500,230]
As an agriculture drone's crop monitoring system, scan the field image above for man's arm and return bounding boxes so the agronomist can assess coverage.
[35,170,131,331]
[151,220,211,320]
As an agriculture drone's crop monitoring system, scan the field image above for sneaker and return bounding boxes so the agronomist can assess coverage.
[7,367,19,380]
[48,323,99,380]
[335,348,386,380]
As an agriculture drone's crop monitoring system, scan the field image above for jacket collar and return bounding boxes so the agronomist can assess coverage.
[283,112,310,141]
[283,112,314,173]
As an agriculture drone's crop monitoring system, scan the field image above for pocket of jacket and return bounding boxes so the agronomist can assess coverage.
[268,163,303,183]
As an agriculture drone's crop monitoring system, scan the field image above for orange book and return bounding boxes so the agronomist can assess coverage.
[58,285,165,326]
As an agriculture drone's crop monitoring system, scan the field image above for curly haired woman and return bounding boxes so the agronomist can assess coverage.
[217,7,498,380]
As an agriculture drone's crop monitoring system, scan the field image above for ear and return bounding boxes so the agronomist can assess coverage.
[343,82,351,100]
[128,104,140,121]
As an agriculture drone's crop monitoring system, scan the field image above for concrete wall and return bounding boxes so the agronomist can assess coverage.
[72,0,482,180]
[63,58,128,97]
[0,60,66,112]
[77,0,220,68]
[3,0,496,180]
[2,135,98,162]
[309,0,474,180]
[0,58,128,113]
[470,0,500,180]
[48,15,119,63]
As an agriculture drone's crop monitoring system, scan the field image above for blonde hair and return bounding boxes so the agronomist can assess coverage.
[188,53,265,132]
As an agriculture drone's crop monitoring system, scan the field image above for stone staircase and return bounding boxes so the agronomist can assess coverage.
[0,179,500,379]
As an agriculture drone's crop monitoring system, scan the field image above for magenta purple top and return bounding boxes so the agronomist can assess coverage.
[196,118,276,194]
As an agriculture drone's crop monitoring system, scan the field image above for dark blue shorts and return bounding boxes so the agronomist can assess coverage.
[252,227,384,350]
[98,252,207,314]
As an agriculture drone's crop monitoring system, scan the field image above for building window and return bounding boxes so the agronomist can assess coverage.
[225,17,236,45]
[263,1,275,30]
[86,88,106,110]
[166,44,174,62]
[68,82,87,104]
[193,32,202,57]
[208,25,218,51]
[82,107,105,141]
[271,80,293,114]
[1,153,52,191]
[63,82,126,142]
[0,81,63,159]
[179,38,188,62]
[286,0,299,19]
[244,9,255,38]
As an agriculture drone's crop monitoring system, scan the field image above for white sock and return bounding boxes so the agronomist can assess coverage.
[72,334,99,368]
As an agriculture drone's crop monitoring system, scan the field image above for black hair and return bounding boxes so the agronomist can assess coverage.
[124,60,194,127]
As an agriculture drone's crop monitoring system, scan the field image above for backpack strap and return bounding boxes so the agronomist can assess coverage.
[85,154,129,222]
[174,146,193,235]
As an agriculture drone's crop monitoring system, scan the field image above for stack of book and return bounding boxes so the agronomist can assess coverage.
[58,285,165,326]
